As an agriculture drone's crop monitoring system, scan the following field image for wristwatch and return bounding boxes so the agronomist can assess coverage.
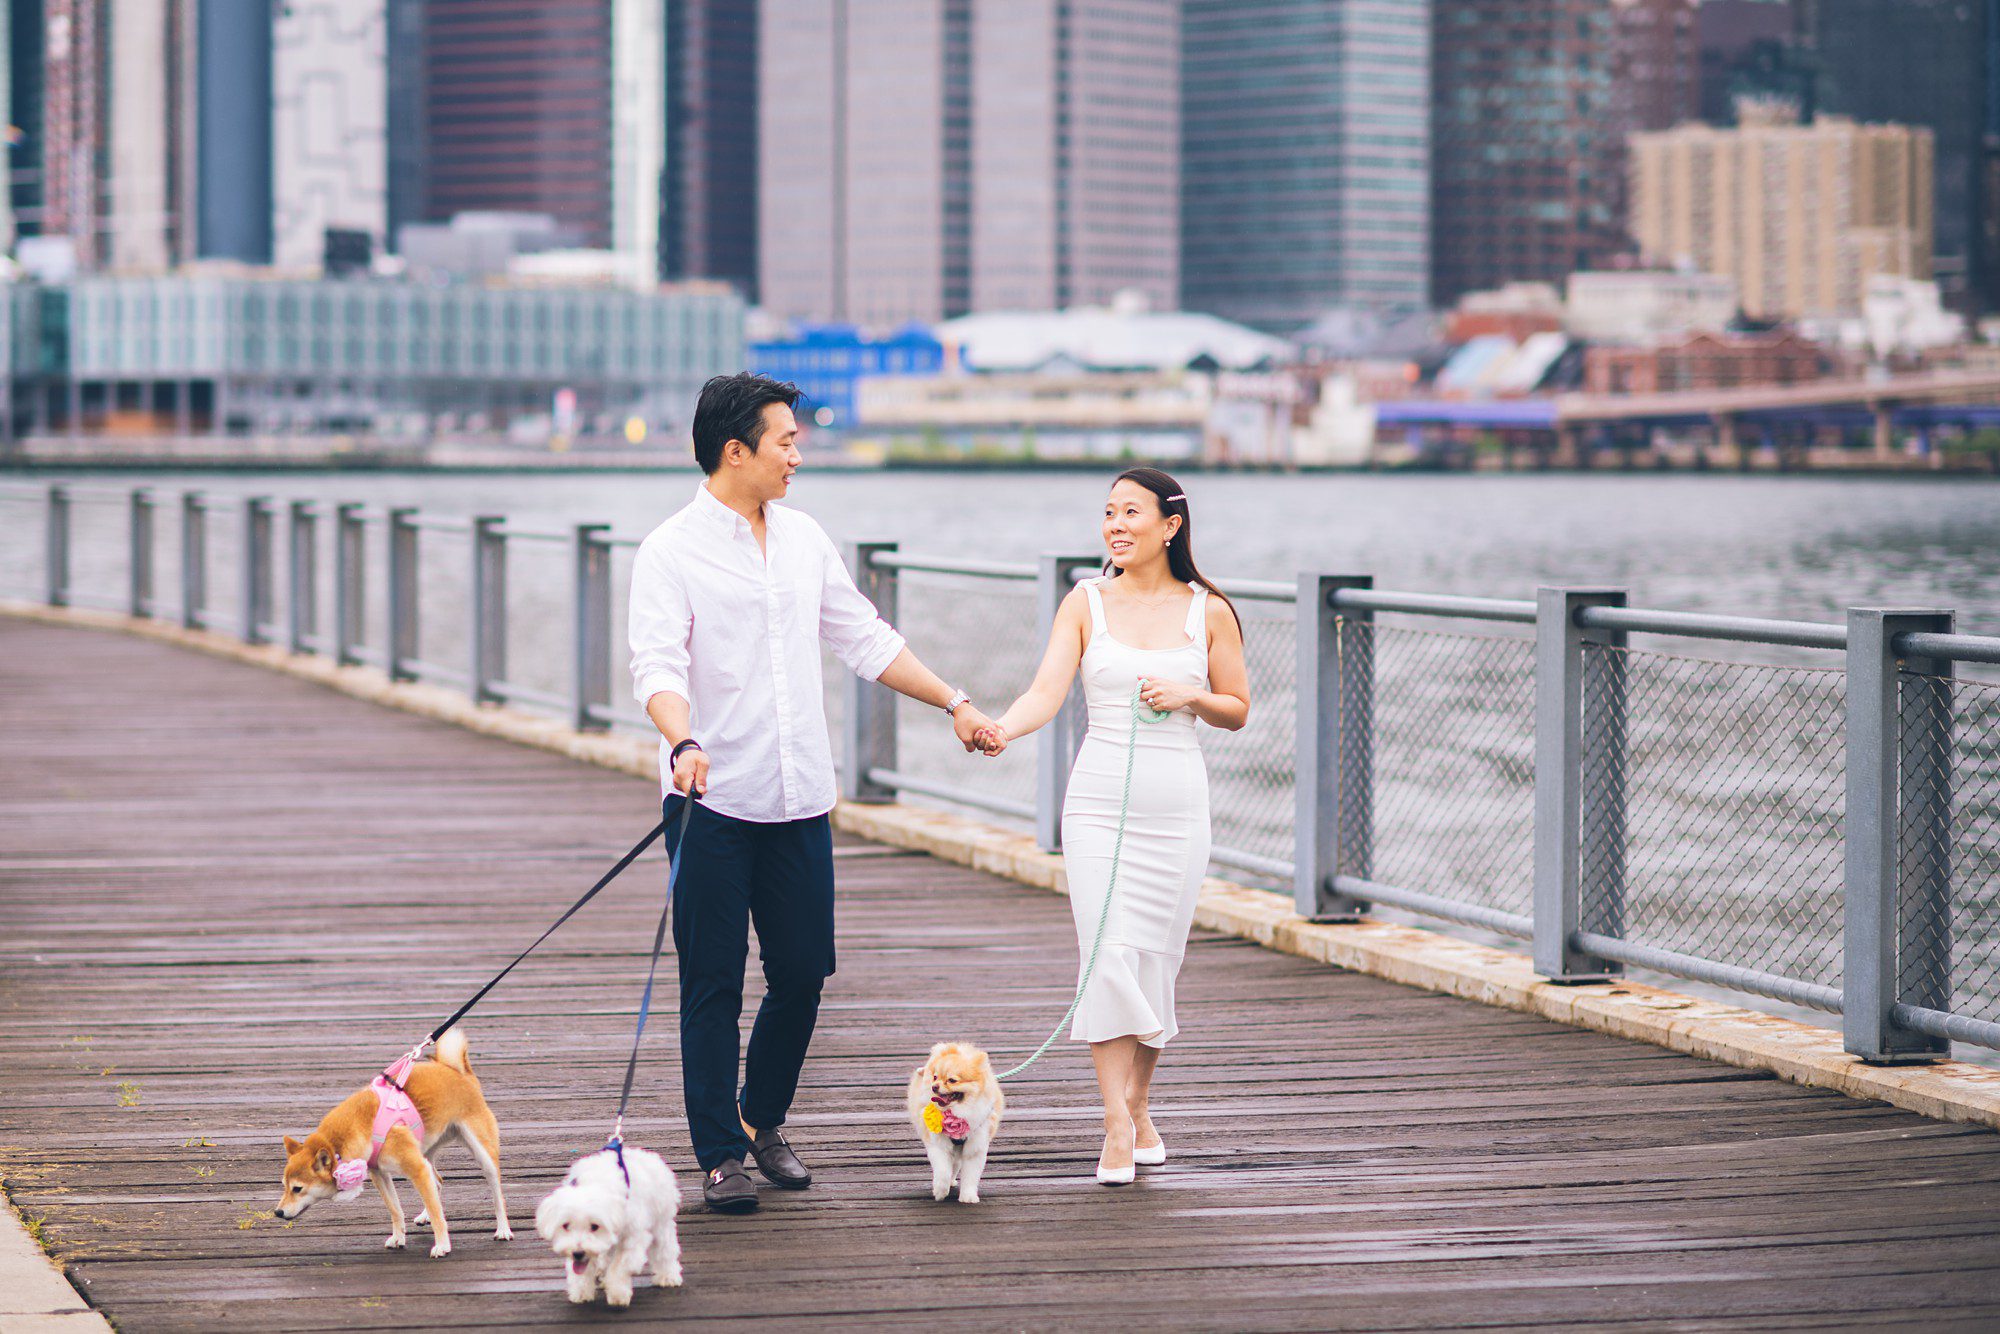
[942,688,971,716]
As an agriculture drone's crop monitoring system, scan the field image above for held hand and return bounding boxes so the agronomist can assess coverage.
[973,723,1009,757]
[1137,676,1201,715]
[672,748,709,797]
[952,703,998,753]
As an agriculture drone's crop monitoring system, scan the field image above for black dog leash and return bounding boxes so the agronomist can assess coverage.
[400,812,674,1065]
[605,793,699,1183]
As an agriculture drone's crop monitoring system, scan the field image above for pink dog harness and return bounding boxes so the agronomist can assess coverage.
[333,1056,426,1198]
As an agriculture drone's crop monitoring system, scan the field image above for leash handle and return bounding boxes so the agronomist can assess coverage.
[611,792,698,1126]
[422,816,669,1045]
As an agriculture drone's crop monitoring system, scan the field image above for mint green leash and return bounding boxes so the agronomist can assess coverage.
[998,684,1171,1080]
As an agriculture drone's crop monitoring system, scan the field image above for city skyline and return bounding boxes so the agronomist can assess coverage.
[0,0,1986,331]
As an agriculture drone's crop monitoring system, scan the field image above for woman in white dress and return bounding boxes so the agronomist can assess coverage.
[981,469,1250,1185]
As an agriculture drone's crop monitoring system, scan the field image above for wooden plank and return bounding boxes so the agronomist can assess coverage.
[3,617,2000,1330]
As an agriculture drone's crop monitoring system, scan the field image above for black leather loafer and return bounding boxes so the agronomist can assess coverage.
[702,1157,759,1213]
[748,1127,812,1189]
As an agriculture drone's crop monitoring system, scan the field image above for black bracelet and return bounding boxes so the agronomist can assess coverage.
[671,739,704,766]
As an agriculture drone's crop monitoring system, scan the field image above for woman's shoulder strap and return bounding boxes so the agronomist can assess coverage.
[1184,583,1209,639]
[1080,576,1107,634]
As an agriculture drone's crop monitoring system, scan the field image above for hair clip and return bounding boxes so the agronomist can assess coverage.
[1166,493,1186,501]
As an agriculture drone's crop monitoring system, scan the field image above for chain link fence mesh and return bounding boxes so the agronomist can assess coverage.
[1580,644,1848,991]
[1896,673,2000,1030]
[1204,601,1297,881]
[1349,619,1538,921]
[880,569,1041,822]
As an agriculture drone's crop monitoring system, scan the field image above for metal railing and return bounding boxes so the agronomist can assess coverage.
[5,480,1998,1061]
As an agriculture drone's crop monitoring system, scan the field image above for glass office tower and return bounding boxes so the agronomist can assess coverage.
[1181,0,1431,333]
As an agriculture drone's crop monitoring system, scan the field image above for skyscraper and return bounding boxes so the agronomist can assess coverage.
[1802,0,2000,312]
[1697,0,1806,127]
[196,0,275,263]
[105,0,176,271]
[391,0,663,279]
[22,0,260,269]
[759,0,1178,328]
[1,0,19,249]
[1611,0,1698,136]
[40,0,101,260]
[1431,0,1694,308]
[272,0,388,270]
[1180,0,1431,333]
[662,0,758,297]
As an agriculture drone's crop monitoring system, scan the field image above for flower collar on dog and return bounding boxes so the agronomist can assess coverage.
[333,1055,426,1200]
[924,1093,971,1143]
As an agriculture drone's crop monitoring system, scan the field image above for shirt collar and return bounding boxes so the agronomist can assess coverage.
[692,481,762,538]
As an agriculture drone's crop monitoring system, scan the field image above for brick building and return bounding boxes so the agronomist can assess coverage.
[1583,328,1826,394]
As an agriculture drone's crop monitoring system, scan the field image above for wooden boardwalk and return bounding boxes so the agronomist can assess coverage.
[4,617,2000,1332]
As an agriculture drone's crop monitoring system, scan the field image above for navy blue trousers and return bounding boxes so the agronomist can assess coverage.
[664,794,836,1171]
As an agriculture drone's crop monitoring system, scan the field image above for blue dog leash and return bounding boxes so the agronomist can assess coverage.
[604,792,699,1182]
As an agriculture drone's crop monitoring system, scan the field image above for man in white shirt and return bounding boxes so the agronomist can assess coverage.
[629,372,998,1213]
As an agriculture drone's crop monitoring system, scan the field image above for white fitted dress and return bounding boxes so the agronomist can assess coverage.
[1061,578,1212,1049]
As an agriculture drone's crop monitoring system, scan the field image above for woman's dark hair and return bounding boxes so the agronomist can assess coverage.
[691,373,802,474]
[1104,467,1241,630]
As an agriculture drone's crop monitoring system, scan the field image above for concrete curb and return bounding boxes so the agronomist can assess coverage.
[11,599,2000,1136]
[0,1188,112,1330]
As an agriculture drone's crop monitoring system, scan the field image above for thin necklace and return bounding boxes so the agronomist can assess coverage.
[1116,584,1183,609]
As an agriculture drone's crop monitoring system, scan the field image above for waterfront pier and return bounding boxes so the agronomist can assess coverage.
[5,482,2000,1328]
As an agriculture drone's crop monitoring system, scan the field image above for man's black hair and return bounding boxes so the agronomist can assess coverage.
[691,373,803,474]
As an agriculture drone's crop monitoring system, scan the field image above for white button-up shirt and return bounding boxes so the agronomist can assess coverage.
[628,483,906,823]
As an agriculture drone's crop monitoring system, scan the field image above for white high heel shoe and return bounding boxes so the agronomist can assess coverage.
[1133,1141,1166,1167]
[1098,1127,1137,1185]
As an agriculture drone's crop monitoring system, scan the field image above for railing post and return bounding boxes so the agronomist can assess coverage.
[128,488,154,618]
[842,541,899,802]
[572,523,612,731]
[180,492,206,629]
[333,502,365,667]
[45,484,69,607]
[468,515,506,704]
[1533,586,1627,982]
[1295,573,1374,920]
[386,507,418,681]
[288,500,317,654]
[1844,608,1954,1063]
[241,496,274,644]
[1035,553,1099,852]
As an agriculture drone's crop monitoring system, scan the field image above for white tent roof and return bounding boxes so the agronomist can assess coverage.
[937,308,1294,373]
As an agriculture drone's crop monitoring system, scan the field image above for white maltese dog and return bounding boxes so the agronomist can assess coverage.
[534,1142,682,1306]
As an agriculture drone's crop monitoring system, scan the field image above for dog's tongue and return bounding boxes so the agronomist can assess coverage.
[568,1255,587,1276]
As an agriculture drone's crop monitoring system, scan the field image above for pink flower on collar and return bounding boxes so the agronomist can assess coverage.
[333,1157,369,1198]
[928,1092,972,1142]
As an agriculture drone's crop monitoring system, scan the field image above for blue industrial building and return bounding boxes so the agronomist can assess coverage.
[749,323,945,428]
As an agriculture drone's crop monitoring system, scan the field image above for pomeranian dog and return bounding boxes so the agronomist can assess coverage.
[273,1027,509,1257]
[535,1142,683,1306]
[906,1041,1004,1203]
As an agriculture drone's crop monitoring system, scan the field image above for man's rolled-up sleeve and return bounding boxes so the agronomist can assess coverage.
[629,541,693,708]
[819,533,906,681]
